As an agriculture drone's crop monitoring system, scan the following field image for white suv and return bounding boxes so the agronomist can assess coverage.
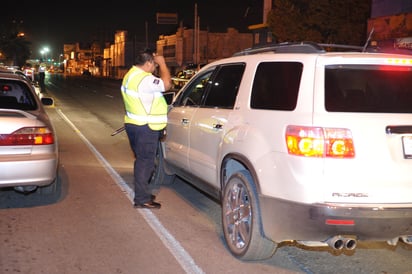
[154,42,412,261]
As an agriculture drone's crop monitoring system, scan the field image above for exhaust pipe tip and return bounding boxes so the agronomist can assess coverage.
[344,238,357,250]
[326,236,357,250]
[14,185,37,194]
[326,236,344,250]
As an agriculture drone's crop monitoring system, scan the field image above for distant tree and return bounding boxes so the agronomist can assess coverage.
[267,0,371,46]
[0,34,32,67]
[0,20,32,67]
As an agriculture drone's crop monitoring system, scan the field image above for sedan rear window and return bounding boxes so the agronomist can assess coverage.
[325,64,412,113]
[0,79,37,110]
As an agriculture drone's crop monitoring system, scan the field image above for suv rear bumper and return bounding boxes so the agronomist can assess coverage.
[260,195,412,243]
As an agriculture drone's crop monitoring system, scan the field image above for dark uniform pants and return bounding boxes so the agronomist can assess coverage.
[125,123,160,204]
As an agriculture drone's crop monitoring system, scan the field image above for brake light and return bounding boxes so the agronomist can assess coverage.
[285,126,355,158]
[385,58,412,65]
[0,127,54,146]
[1,84,12,92]
[325,219,355,226]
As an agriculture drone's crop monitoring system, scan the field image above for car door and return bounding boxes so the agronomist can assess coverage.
[188,63,245,185]
[164,69,214,172]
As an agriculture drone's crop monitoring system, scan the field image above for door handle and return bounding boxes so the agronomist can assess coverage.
[213,123,223,130]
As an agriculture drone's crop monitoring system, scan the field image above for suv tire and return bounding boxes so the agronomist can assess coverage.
[222,170,277,260]
[151,142,175,185]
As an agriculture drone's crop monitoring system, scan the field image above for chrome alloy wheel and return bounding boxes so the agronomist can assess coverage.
[222,177,252,251]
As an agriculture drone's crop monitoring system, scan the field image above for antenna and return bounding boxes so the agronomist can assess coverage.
[363,27,374,52]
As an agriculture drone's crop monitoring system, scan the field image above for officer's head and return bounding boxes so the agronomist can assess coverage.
[135,48,157,73]
[135,48,155,66]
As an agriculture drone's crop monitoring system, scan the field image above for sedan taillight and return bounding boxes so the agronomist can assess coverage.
[285,125,355,158]
[0,127,54,146]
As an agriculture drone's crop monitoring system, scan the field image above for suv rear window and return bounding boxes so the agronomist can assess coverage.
[251,62,303,110]
[325,64,412,113]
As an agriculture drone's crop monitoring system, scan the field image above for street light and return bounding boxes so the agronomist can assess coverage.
[40,47,49,61]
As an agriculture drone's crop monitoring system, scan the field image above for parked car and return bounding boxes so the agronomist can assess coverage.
[0,71,59,195]
[171,70,193,90]
[22,66,35,81]
[0,67,42,97]
[153,42,412,260]
[171,63,207,91]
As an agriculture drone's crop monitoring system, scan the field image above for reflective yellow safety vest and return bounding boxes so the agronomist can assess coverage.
[121,67,168,130]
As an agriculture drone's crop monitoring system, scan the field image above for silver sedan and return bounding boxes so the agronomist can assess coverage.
[0,72,58,195]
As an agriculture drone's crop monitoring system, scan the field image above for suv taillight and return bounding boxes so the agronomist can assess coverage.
[286,126,354,158]
[0,127,54,146]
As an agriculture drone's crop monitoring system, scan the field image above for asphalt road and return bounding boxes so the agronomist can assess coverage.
[1,73,412,274]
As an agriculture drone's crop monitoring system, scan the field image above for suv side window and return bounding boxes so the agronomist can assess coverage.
[251,62,303,110]
[203,63,245,108]
[176,69,213,107]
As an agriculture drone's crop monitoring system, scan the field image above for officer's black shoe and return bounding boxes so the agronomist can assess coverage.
[134,201,161,209]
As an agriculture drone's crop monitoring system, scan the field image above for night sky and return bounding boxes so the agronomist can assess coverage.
[2,0,263,59]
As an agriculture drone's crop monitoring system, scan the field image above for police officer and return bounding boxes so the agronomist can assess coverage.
[121,49,171,209]
[38,61,47,91]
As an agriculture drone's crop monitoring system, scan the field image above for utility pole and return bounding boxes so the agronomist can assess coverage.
[248,0,273,45]
[145,21,149,49]
[196,15,200,65]
[263,0,272,23]
[193,3,198,65]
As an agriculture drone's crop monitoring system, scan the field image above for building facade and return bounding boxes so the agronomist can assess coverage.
[368,0,412,49]
[157,27,253,75]
[63,42,103,75]
[63,27,253,79]
[64,0,412,79]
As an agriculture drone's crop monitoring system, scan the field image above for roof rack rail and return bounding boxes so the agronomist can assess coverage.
[233,41,365,56]
[318,43,363,51]
[233,42,325,56]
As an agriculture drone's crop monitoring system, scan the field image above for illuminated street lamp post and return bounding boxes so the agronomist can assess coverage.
[40,47,49,61]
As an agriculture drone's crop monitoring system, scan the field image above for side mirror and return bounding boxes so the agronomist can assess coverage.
[41,97,54,106]
[163,92,175,105]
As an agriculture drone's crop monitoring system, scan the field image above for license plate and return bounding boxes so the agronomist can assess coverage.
[402,136,412,159]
